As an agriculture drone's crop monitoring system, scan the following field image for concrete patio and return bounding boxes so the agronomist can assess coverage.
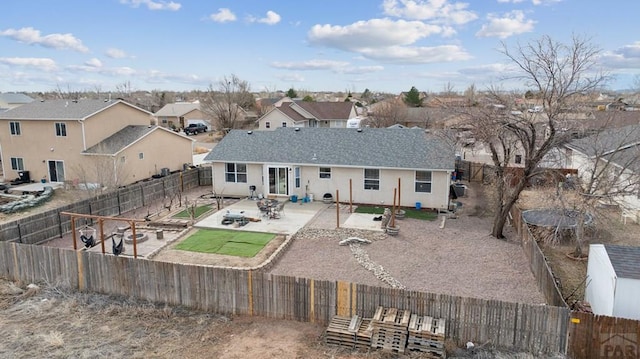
[194,198,384,236]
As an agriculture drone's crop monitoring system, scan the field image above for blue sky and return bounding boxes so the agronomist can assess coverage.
[1,0,639,94]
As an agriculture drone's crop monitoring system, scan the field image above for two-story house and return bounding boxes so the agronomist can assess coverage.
[0,99,194,188]
[256,99,357,130]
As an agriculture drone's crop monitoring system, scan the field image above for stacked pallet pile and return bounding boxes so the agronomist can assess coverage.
[370,306,411,354]
[325,315,373,350]
[406,314,446,358]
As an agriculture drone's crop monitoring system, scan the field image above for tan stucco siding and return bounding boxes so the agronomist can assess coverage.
[257,111,300,130]
[83,103,153,148]
[0,119,85,182]
[210,162,262,196]
[302,167,450,209]
[116,130,193,184]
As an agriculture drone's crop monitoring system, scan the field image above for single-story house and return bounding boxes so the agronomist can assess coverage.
[154,102,208,130]
[586,244,640,320]
[256,100,357,130]
[203,127,455,209]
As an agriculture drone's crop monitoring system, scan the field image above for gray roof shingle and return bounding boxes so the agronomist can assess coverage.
[0,93,34,105]
[83,125,156,155]
[605,244,640,280]
[0,99,130,120]
[204,127,455,170]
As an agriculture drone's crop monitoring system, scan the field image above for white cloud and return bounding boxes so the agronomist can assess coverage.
[106,48,128,59]
[309,19,443,50]
[497,0,525,3]
[600,42,640,69]
[276,73,305,82]
[271,60,350,70]
[360,44,471,63]
[338,66,385,75]
[210,8,237,23]
[247,10,281,25]
[85,58,103,67]
[120,0,181,11]
[308,19,470,64]
[476,10,535,38]
[0,27,88,52]
[382,0,478,25]
[532,0,562,5]
[0,57,57,71]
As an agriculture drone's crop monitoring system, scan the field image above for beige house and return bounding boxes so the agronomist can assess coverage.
[0,99,193,187]
[256,100,357,130]
[204,127,455,209]
[154,102,207,130]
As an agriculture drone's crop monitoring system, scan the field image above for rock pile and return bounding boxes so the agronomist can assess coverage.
[349,243,405,289]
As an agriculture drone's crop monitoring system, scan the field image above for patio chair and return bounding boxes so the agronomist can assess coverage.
[273,201,286,217]
[257,200,271,218]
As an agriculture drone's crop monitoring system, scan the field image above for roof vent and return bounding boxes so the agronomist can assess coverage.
[356,128,363,132]
[247,130,253,135]
[294,127,300,131]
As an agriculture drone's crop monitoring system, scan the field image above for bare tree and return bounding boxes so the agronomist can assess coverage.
[470,35,605,238]
[200,74,255,132]
[365,100,408,128]
[71,149,133,198]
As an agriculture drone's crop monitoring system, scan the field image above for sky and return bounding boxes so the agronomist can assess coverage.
[1,0,640,95]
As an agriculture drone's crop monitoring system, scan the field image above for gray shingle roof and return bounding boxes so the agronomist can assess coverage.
[0,99,127,120]
[204,127,455,170]
[154,102,200,117]
[605,244,640,280]
[83,125,156,155]
[568,124,640,162]
[0,93,34,105]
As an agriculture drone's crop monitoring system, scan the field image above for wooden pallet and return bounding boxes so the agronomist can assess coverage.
[325,316,373,350]
[407,314,446,356]
[370,306,411,354]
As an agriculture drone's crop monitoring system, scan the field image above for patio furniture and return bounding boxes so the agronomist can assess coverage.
[222,210,249,226]
[257,199,280,219]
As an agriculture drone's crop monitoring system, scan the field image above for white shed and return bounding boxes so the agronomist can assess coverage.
[585,244,640,320]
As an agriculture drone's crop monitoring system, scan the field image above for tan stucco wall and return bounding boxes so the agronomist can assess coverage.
[210,161,451,209]
[257,111,300,130]
[0,119,85,182]
[114,129,193,184]
[83,103,153,148]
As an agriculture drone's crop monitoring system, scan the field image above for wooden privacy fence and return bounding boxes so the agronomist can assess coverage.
[0,241,569,355]
[567,311,640,359]
[510,206,568,308]
[0,168,204,245]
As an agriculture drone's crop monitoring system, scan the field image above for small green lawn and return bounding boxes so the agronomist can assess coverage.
[173,205,212,219]
[355,205,437,221]
[175,229,275,257]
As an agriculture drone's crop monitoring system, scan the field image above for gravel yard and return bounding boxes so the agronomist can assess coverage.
[269,183,546,305]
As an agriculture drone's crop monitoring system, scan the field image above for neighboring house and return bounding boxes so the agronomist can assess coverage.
[154,102,207,130]
[256,100,357,130]
[204,127,455,209]
[0,93,33,112]
[586,244,640,320]
[562,124,640,222]
[0,99,193,187]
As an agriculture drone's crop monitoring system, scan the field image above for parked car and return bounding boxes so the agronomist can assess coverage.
[184,123,207,135]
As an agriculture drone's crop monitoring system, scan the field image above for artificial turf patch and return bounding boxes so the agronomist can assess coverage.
[174,229,275,257]
[172,205,213,219]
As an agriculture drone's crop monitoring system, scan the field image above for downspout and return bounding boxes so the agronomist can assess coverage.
[113,156,118,186]
[77,119,87,151]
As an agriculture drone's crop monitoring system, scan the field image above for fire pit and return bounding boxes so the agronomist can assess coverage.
[124,232,149,244]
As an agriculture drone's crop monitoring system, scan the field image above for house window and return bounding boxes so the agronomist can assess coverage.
[282,122,287,128]
[415,171,432,193]
[364,168,379,190]
[55,122,67,137]
[120,156,126,163]
[294,167,301,188]
[162,118,167,124]
[265,121,271,129]
[514,155,522,164]
[10,157,24,171]
[139,152,144,160]
[9,121,21,135]
[319,167,331,179]
[225,163,247,183]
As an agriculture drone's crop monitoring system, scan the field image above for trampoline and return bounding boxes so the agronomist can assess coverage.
[522,209,593,229]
